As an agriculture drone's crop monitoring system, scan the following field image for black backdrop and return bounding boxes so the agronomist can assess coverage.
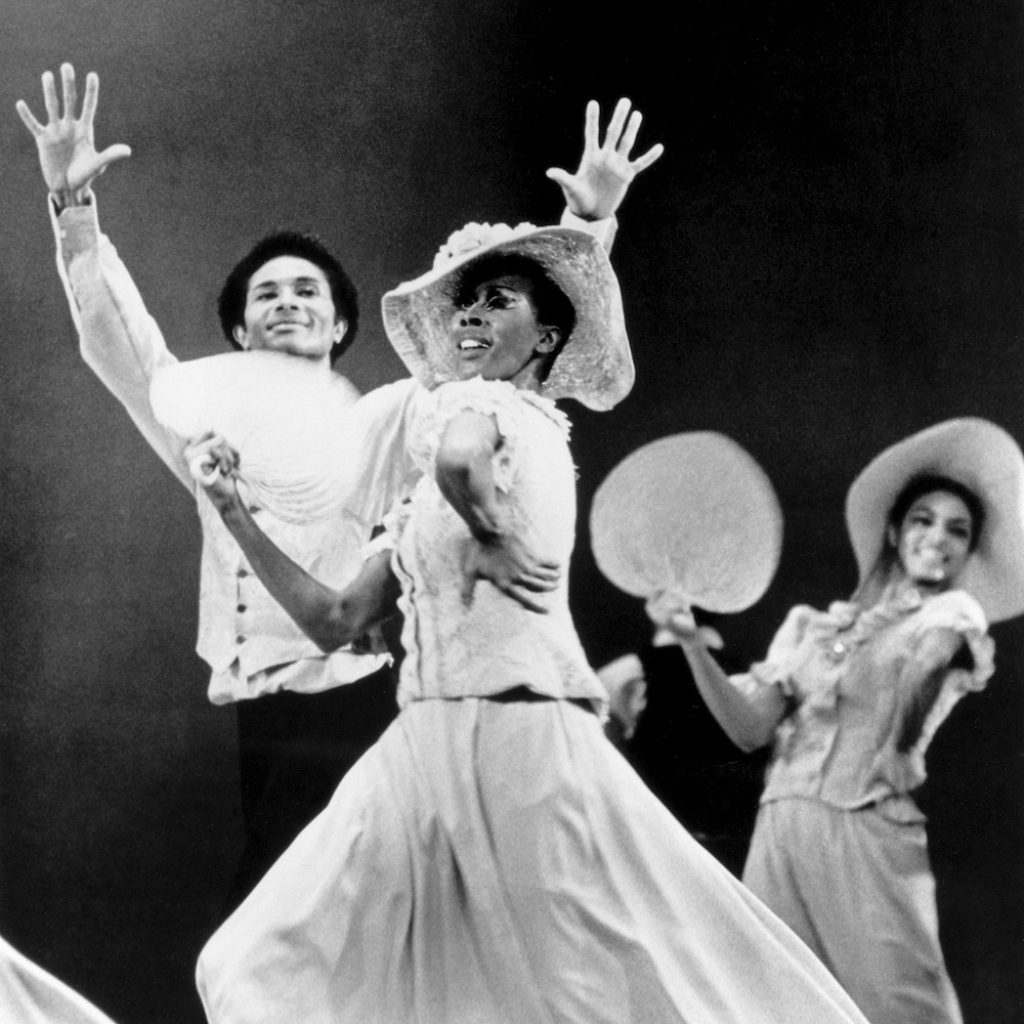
[1,2,1022,1021]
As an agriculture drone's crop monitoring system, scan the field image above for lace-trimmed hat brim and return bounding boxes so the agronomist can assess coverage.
[845,417,1024,623]
[381,223,633,411]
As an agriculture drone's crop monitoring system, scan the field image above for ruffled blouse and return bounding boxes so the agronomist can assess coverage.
[730,588,994,818]
[386,378,608,713]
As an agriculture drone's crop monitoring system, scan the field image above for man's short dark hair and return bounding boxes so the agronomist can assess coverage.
[217,231,359,364]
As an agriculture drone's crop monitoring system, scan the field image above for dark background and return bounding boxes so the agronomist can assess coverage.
[2,2,1022,1021]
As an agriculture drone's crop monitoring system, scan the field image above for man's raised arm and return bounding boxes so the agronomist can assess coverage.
[18,64,193,489]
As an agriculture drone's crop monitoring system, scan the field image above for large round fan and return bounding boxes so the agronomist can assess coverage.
[150,351,361,524]
[590,432,783,612]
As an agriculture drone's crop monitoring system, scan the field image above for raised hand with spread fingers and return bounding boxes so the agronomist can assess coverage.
[16,63,131,209]
[547,98,664,222]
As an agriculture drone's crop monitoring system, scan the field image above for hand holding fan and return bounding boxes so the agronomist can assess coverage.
[589,432,783,644]
[150,351,361,524]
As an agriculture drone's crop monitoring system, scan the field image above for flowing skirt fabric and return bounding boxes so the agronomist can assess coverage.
[198,698,869,1024]
[0,934,119,1024]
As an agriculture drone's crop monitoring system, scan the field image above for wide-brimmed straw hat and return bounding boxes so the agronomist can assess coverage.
[845,417,1024,623]
[381,221,633,411]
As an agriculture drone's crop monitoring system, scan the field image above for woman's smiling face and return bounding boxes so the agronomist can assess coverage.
[449,273,560,386]
[890,489,975,590]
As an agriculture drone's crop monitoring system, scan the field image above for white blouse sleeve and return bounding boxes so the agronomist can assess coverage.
[730,604,816,703]
[413,378,566,494]
[911,589,994,693]
[898,589,995,774]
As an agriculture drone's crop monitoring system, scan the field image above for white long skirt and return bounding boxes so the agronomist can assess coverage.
[197,698,870,1024]
[0,933,119,1024]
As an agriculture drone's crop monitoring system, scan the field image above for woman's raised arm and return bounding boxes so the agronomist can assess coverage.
[647,591,786,752]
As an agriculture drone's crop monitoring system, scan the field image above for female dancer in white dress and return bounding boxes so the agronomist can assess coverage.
[188,220,872,1023]
[649,417,1024,1024]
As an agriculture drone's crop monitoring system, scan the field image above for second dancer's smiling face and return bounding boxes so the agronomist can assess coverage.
[234,256,345,363]
[890,489,974,590]
[450,273,560,385]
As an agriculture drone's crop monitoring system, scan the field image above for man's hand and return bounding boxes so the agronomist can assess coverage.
[184,433,242,516]
[460,533,561,614]
[546,98,664,222]
[16,63,131,208]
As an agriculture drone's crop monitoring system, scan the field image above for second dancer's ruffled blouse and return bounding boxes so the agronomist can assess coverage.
[730,588,994,819]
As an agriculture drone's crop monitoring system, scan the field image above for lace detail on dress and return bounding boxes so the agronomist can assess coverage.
[814,589,925,664]
[381,498,415,547]
[409,378,570,494]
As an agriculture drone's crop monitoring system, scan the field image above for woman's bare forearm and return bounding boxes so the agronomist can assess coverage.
[678,639,785,753]
[435,411,504,542]
[220,501,397,651]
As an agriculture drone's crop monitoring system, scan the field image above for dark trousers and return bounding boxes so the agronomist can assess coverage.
[222,665,397,916]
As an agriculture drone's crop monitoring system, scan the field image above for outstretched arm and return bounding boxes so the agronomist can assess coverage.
[895,627,965,752]
[548,98,664,224]
[646,590,785,752]
[18,64,192,489]
[187,435,400,651]
[435,411,561,613]
[16,63,131,209]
